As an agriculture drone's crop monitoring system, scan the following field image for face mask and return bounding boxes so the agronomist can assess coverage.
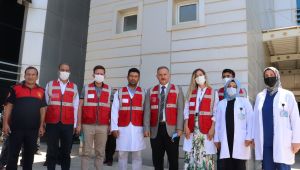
[195,76,206,85]
[227,87,237,97]
[94,74,104,83]
[59,71,70,81]
[223,77,231,85]
[264,77,277,87]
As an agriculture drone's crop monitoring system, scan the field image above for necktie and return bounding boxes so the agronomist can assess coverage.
[159,86,166,122]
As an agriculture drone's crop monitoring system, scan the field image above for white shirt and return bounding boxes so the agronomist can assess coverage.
[159,83,169,122]
[111,87,146,151]
[45,79,79,128]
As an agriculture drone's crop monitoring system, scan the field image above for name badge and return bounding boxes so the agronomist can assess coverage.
[280,102,288,117]
[88,94,94,98]
[189,102,195,106]
[238,107,245,120]
[122,99,129,103]
[280,110,288,117]
[51,93,59,98]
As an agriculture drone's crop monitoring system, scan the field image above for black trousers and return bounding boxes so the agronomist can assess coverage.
[221,158,246,170]
[6,129,38,170]
[150,123,179,170]
[105,134,116,162]
[46,122,73,170]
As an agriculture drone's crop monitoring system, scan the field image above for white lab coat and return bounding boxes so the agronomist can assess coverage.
[111,90,146,152]
[253,88,300,165]
[214,97,253,160]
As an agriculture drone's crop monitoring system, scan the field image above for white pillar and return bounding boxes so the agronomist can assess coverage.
[19,0,48,83]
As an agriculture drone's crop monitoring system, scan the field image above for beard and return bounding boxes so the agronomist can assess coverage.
[128,81,137,86]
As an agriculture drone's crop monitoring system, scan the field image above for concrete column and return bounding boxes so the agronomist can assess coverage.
[18,0,48,83]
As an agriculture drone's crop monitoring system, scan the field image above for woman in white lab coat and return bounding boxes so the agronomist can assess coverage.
[214,78,253,170]
[183,68,217,170]
[253,67,300,170]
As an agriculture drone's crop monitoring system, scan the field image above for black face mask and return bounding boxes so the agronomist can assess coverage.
[264,77,277,87]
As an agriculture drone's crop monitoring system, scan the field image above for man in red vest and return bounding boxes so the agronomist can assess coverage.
[45,63,79,170]
[76,65,112,170]
[144,66,184,170]
[217,69,247,101]
[3,66,46,170]
[111,68,146,170]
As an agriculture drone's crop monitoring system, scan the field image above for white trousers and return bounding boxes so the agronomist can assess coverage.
[118,151,142,170]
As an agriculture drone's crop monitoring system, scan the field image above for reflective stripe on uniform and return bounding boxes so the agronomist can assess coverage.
[49,101,73,107]
[166,104,177,108]
[151,105,158,109]
[120,106,143,111]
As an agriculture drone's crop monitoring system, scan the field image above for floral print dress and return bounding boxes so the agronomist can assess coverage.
[184,115,216,170]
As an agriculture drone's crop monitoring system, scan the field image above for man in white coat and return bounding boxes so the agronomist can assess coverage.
[253,67,300,170]
[214,78,253,170]
[111,68,146,170]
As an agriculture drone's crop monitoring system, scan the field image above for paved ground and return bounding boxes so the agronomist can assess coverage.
[0,142,299,170]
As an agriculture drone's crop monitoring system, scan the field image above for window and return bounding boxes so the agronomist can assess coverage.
[112,2,143,37]
[177,2,198,24]
[122,14,137,32]
[167,0,204,31]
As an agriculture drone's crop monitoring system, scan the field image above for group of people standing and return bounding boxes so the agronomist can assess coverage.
[1,63,300,170]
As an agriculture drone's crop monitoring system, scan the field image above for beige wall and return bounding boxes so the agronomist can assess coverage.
[86,0,249,96]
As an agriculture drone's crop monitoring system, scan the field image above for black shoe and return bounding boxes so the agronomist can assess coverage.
[106,161,113,166]
[103,160,108,164]
[43,161,47,166]
[20,159,23,167]
[35,150,42,155]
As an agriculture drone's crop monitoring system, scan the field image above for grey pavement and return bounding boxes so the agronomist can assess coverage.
[0,141,299,170]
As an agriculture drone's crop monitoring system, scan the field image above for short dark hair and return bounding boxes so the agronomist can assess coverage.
[93,65,105,74]
[25,66,38,75]
[222,69,235,78]
[157,66,169,73]
[128,68,140,76]
[58,63,70,70]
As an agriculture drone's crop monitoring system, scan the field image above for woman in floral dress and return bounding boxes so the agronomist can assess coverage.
[183,68,217,170]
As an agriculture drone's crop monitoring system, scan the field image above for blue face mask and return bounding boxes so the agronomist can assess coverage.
[227,87,237,97]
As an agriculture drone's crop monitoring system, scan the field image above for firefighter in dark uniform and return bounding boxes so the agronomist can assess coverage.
[3,66,47,170]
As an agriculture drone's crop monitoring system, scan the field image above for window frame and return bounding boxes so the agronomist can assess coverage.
[167,0,205,31]
[176,1,199,24]
[121,12,138,33]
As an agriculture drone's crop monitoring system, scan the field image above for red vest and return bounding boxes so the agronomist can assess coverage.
[218,87,247,100]
[81,83,111,125]
[188,87,214,134]
[45,80,76,125]
[118,86,144,127]
[150,84,178,127]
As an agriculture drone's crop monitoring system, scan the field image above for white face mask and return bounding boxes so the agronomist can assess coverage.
[59,71,70,81]
[195,76,206,85]
[227,87,237,97]
[223,77,231,85]
[94,74,104,83]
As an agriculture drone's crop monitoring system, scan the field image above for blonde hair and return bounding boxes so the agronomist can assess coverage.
[186,68,211,100]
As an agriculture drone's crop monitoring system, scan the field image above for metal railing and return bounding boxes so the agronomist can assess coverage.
[0,61,21,82]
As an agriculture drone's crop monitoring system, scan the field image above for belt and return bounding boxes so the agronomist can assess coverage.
[159,122,166,125]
